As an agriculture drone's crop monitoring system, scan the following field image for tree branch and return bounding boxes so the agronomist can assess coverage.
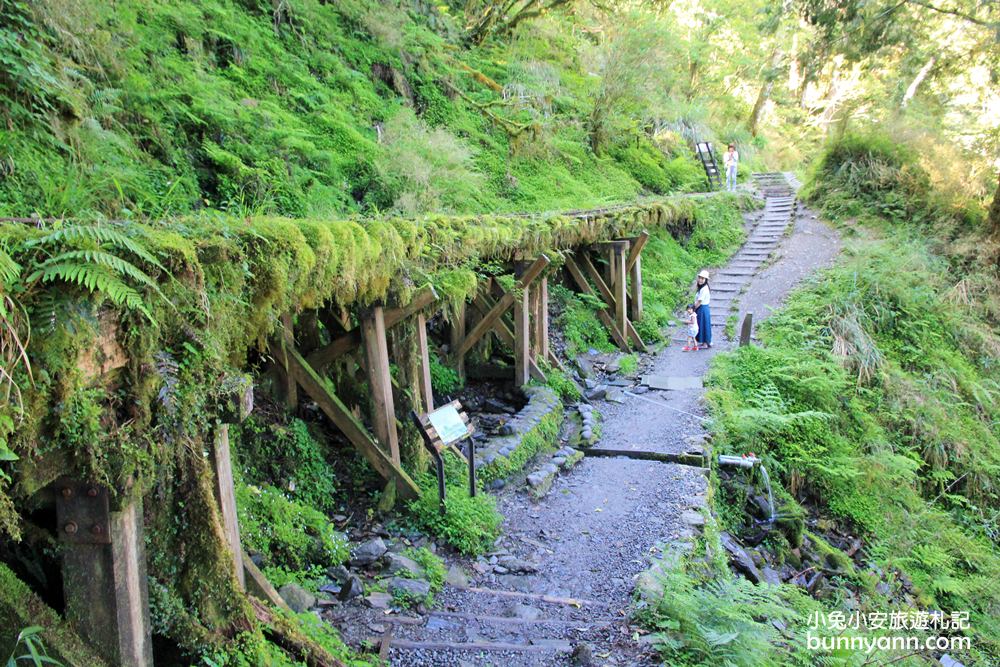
[903,0,995,27]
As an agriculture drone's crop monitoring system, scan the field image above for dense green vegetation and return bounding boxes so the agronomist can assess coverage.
[638,133,1000,666]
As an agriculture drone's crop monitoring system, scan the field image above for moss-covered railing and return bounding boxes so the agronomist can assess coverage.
[0,192,746,664]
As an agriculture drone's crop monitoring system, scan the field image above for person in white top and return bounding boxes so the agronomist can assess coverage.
[724,144,738,191]
[694,269,712,349]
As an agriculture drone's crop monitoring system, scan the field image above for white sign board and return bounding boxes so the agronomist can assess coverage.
[427,404,470,445]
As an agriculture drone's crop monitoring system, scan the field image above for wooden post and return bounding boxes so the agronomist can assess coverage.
[513,284,530,386]
[629,255,643,322]
[280,312,297,411]
[740,313,754,346]
[211,425,245,590]
[57,483,153,667]
[611,243,628,339]
[532,277,549,361]
[416,313,434,411]
[361,306,400,465]
[450,301,466,382]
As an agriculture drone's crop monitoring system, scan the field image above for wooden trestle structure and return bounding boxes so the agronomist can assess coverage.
[50,231,651,665]
[267,232,651,499]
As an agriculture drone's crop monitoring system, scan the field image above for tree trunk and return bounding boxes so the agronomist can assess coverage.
[902,56,935,107]
[989,171,1000,239]
[747,80,773,137]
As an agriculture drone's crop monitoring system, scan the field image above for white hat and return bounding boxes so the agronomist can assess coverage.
[698,270,710,279]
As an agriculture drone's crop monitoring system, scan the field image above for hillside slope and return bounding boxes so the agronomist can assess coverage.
[0,0,704,220]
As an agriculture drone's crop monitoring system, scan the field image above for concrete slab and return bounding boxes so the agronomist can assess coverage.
[641,375,704,390]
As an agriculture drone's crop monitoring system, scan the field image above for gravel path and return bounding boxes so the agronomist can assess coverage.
[333,175,841,665]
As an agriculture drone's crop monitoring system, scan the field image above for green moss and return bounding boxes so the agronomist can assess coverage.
[0,564,109,666]
[478,395,563,484]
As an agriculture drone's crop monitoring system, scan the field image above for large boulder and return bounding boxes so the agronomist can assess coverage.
[350,537,387,567]
[278,583,316,613]
[384,552,423,578]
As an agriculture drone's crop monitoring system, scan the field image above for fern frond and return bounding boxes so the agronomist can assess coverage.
[25,224,166,272]
[27,263,153,322]
[34,250,162,294]
[0,246,20,290]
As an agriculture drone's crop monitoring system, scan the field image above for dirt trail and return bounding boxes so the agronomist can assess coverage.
[334,174,841,666]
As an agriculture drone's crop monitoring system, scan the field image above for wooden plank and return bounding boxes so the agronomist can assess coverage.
[513,284,530,386]
[532,276,549,360]
[563,255,629,350]
[361,306,400,465]
[739,312,753,346]
[456,255,550,358]
[211,425,245,590]
[307,286,438,370]
[472,292,548,383]
[275,344,420,499]
[629,254,643,322]
[450,301,466,381]
[281,312,298,410]
[416,313,434,412]
[611,243,628,341]
[243,553,292,612]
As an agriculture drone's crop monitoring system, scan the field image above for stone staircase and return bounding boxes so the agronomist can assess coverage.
[710,173,797,322]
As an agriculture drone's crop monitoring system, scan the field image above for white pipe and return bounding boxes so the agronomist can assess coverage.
[718,454,758,469]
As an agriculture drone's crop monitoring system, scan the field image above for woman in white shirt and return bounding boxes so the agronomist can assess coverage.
[724,144,738,191]
[694,269,712,349]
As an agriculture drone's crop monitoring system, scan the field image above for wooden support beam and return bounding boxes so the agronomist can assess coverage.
[211,425,245,590]
[513,284,530,386]
[629,254,643,322]
[531,277,549,360]
[360,306,400,465]
[450,301,466,382]
[625,231,649,273]
[58,485,153,667]
[563,256,629,350]
[456,255,550,358]
[471,292,547,383]
[577,254,646,351]
[307,286,438,370]
[275,344,420,499]
[610,243,628,341]
[416,313,434,411]
[280,312,298,411]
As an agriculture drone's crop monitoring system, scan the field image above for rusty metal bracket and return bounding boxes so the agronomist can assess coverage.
[54,479,111,545]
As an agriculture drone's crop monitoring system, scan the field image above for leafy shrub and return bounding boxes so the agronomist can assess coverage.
[390,546,446,607]
[236,484,348,572]
[552,285,615,358]
[407,453,502,555]
[543,366,582,400]
[233,416,338,513]
[429,354,462,396]
[373,108,495,215]
[617,354,638,376]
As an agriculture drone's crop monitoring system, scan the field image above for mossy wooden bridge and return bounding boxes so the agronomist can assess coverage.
[0,192,742,665]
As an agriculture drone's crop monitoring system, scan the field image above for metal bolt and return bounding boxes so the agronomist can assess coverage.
[91,524,103,536]
[86,487,98,497]
[60,487,73,499]
[64,522,78,535]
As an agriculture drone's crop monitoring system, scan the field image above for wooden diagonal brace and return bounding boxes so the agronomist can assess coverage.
[625,231,649,273]
[471,293,548,383]
[577,254,646,351]
[456,255,550,358]
[275,344,420,500]
[307,286,438,370]
[563,256,629,350]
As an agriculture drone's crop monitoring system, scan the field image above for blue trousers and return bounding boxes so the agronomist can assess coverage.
[696,304,712,345]
[726,165,737,191]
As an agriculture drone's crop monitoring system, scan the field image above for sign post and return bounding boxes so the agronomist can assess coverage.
[412,400,475,514]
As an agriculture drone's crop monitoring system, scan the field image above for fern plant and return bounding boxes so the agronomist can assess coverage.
[23,224,167,323]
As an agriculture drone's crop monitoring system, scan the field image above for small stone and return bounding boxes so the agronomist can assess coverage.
[527,472,547,487]
[507,603,541,621]
[498,556,538,573]
[337,574,364,601]
[584,386,607,401]
[350,538,387,567]
[551,456,566,467]
[365,592,393,609]
[489,478,506,490]
[279,583,316,613]
[581,428,593,441]
[875,581,891,596]
[385,552,423,577]
[605,388,626,404]
[761,567,782,585]
[571,642,595,666]
[445,565,469,588]
[326,564,350,583]
[631,385,649,394]
[389,577,431,599]
[493,565,509,574]
[681,510,705,527]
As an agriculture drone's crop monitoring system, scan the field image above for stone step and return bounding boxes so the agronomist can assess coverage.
[525,446,584,499]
